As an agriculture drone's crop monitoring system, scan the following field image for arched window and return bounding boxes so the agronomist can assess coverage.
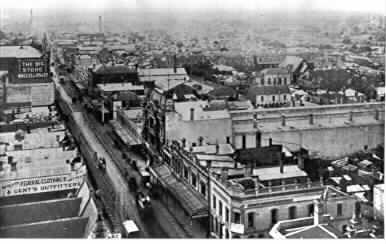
[278,77,282,85]
[267,78,271,85]
[284,77,287,85]
[289,206,297,219]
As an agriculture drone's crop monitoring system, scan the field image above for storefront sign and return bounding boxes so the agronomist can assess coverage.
[0,172,85,197]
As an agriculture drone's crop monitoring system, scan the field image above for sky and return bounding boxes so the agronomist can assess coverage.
[0,0,385,14]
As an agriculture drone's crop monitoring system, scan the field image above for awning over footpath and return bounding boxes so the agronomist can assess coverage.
[110,120,142,146]
[151,164,208,218]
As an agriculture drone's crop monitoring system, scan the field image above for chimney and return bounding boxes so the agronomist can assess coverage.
[297,152,304,169]
[173,54,177,73]
[190,108,195,121]
[281,115,286,126]
[349,111,353,122]
[8,156,13,165]
[221,168,228,182]
[313,199,324,225]
[244,164,252,177]
[269,138,273,146]
[215,144,220,155]
[309,114,314,125]
[280,159,284,173]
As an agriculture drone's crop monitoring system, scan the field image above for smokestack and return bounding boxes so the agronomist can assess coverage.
[98,16,103,33]
[29,9,33,33]
[190,108,195,121]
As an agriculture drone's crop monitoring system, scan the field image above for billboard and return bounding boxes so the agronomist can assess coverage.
[17,58,49,79]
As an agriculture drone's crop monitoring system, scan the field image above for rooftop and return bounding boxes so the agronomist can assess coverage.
[0,147,82,182]
[261,67,291,75]
[93,64,137,75]
[0,127,66,151]
[138,68,187,77]
[279,56,304,72]
[285,223,342,239]
[248,85,291,96]
[191,144,235,155]
[0,46,42,58]
[252,165,307,181]
[96,83,144,92]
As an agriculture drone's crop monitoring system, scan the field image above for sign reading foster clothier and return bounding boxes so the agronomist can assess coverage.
[0,172,85,197]
[17,58,49,79]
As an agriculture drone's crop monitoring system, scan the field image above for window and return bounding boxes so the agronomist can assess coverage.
[278,77,282,85]
[337,203,343,216]
[213,195,217,210]
[225,207,230,223]
[283,95,287,101]
[242,135,246,149]
[261,79,265,86]
[219,201,223,217]
[271,209,278,225]
[273,78,277,85]
[226,136,231,144]
[247,212,254,228]
[355,202,361,217]
[284,77,287,84]
[289,206,297,219]
[225,229,229,238]
[308,204,314,216]
[267,78,271,85]
[272,96,276,102]
[200,181,206,196]
[233,212,241,224]
[192,174,197,187]
[183,166,189,179]
[261,96,264,102]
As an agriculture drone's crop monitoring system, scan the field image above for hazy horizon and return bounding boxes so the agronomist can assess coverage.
[0,0,385,14]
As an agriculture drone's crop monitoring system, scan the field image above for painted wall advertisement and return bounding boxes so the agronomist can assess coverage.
[6,83,54,106]
[17,58,49,79]
[0,171,85,197]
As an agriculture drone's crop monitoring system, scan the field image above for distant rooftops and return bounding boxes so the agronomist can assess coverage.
[0,46,42,58]
[92,63,137,75]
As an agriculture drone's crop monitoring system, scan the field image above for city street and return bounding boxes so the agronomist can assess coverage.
[52,67,189,238]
